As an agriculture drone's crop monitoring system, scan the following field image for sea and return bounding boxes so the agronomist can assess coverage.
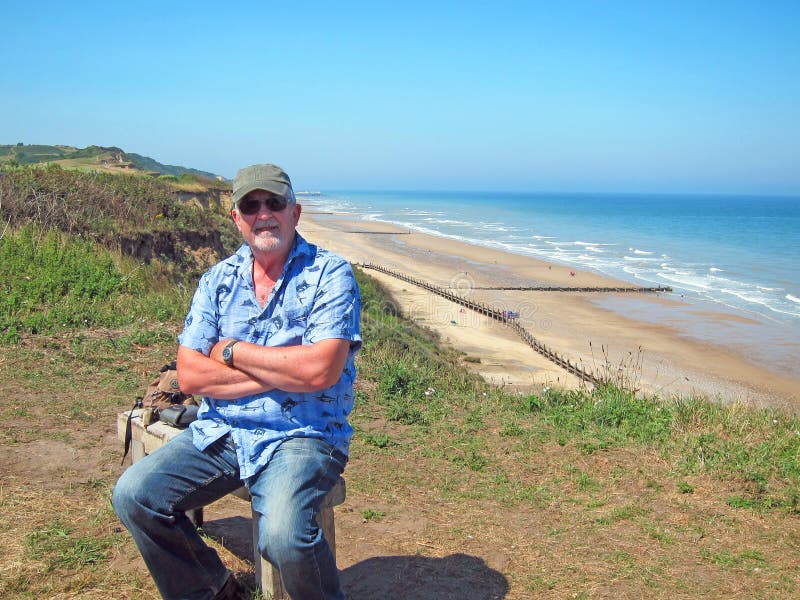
[301,190,800,376]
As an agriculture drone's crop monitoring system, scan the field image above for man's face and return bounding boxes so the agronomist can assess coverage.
[232,189,301,256]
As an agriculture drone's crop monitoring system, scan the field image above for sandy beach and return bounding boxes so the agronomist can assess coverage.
[298,207,800,412]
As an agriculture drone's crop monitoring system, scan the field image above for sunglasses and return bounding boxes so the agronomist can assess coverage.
[237,195,289,215]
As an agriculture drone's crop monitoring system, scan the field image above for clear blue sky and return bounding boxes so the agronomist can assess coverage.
[2,1,798,194]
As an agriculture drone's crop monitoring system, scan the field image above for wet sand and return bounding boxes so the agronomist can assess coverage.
[299,207,800,412]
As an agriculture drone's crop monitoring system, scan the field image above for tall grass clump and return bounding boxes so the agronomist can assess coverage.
[0,163,226,235]
[0,225,189,343]
[354,268,484,429]
[514,384,673,453]
[25,519,118,572]
[670,399,800,510]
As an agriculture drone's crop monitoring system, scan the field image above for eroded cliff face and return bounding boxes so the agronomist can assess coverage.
[114,229,225,266]
[111,189,234,274]
[174,189,233,213]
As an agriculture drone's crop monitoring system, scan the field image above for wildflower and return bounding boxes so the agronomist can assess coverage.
[424,387,435,396]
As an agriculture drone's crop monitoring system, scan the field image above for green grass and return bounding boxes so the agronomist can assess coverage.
[0,163,230,236]
[700,547,768,570]
[0,225,191,342]
[361,509,386,521]
[25,519,118,572]
[362,432,394,448]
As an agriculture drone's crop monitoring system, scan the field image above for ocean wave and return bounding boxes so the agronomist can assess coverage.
[405,210,443,216]
[788,294,800,304]
[621,266,652,280]
[719,288,800,318]
[709,267,724,273]
[720,287,772,305]
[629,248,653,255]
[624,255,661,262]
[572,240,615,247]
[319,205,358,214]
[657,272,712,290]
[707,274,739,284]
[422,218,472,226]
[477,223,511,232]
[544,240,612,248]
[660,265,696,275]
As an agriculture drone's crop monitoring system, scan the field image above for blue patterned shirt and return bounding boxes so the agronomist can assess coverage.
[177,234,361,479]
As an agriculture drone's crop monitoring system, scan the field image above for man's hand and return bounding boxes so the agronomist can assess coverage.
[210,337,351,393]
[177,344,272,400]
[179,338,352,399]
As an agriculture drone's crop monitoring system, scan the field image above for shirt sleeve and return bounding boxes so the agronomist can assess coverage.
[177,273,220,355]
[303,259,362,350]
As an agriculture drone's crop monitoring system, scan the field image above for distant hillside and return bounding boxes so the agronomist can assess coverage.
[0,143,227,183]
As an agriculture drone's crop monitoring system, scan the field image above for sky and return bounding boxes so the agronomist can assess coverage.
[1,1,798,194]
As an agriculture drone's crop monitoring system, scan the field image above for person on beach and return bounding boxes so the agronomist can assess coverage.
[113,163,362,600]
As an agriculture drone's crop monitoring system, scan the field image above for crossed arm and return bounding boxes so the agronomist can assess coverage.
[177,337,351,400]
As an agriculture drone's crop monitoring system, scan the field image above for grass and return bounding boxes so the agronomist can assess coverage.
[25,519,119,572]
[0,225,192,343]
[2,186,800,597]
[0,163,231,237]
[361,509,386,522]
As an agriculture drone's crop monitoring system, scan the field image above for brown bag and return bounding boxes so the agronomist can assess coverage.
[122,361,198,462]
[144,361,196,412]
[141,361,197,426]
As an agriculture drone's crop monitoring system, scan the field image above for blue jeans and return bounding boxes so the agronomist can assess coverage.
[113,431,347,600]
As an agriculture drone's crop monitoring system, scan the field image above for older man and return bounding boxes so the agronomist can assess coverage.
[113,164,361,600]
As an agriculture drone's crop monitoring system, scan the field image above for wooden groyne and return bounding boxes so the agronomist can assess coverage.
[357,263,603,385]
[345,231,411,235]
[465,285,671,293]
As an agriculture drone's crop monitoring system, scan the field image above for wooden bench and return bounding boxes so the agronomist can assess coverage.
[117,410,346,599]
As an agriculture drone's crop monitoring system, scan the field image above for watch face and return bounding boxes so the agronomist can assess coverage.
[222,341,237,365]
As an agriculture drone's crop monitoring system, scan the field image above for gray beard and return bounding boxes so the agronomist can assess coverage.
[250,233,282,252]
